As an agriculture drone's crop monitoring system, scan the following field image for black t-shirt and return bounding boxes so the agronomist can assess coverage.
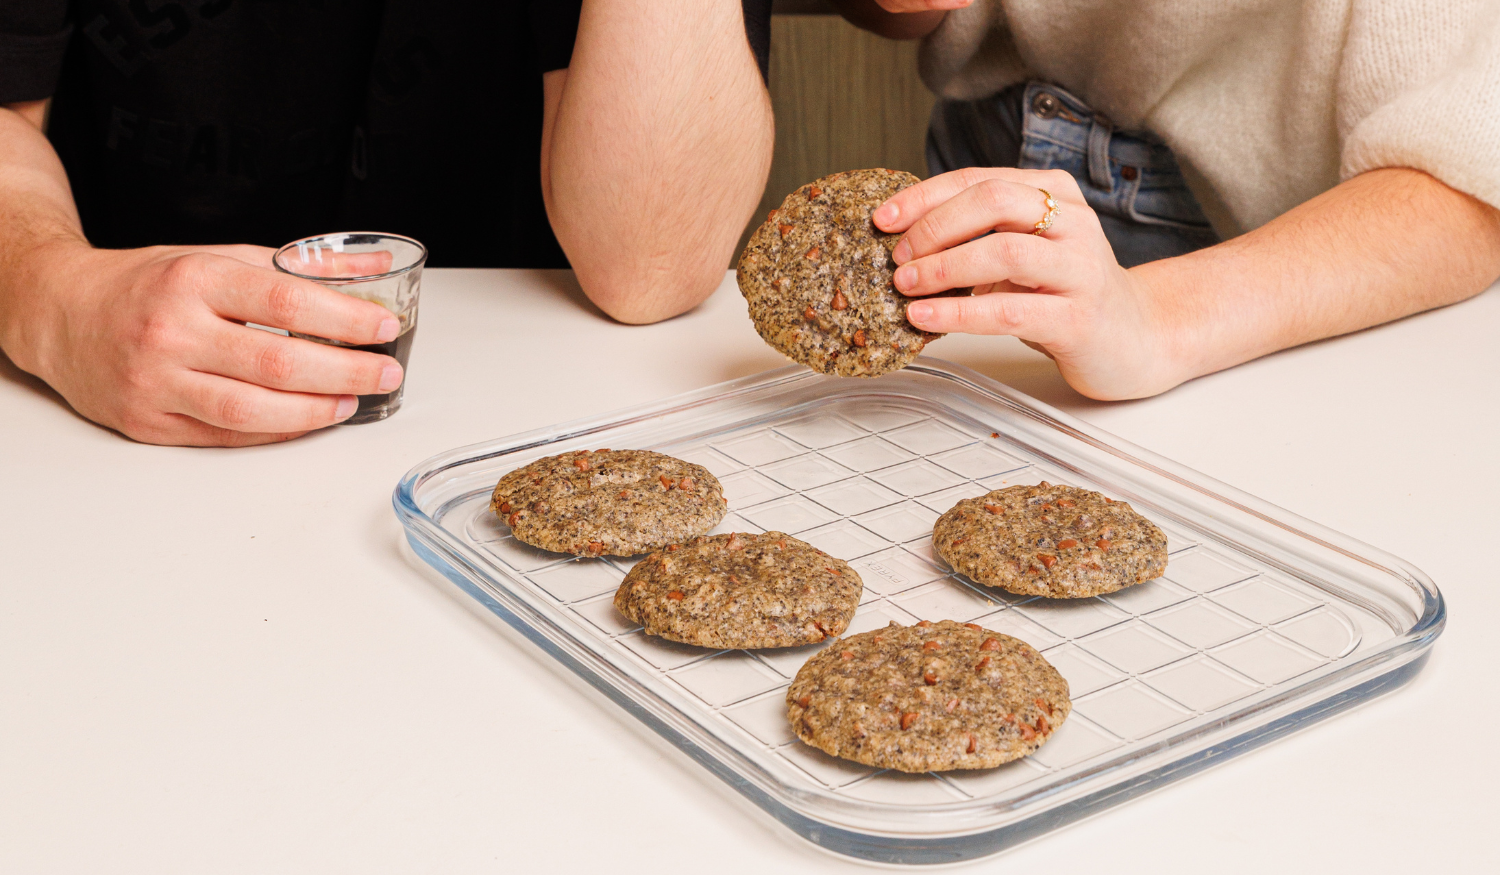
[0,1,773,268]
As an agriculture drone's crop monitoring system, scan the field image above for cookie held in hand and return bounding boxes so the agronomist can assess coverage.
[615,532,861,649]
[736,169,968,378]
[787,620,1070,772]
[490,449,726,557]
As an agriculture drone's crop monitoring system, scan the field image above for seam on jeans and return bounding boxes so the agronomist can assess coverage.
[1022,130,1089,157]
[1123,174,1214,231]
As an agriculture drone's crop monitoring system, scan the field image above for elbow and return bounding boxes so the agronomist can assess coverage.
[578,260,727,325]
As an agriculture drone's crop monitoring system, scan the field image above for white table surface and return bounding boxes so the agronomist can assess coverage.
[2,268,1496,873]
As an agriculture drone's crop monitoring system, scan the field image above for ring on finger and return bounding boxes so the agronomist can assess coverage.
[1032,188,1061,236]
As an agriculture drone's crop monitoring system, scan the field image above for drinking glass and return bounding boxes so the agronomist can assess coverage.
[273,232,426,424]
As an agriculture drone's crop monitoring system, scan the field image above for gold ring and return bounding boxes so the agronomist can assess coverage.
[1032,188,1060,235]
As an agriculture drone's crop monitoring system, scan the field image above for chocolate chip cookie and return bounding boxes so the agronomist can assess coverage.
[489,449,726,557]
[614,532,861,649]
[787,620,1070,772]
[736,169,967,378]
[934,483,1167,598]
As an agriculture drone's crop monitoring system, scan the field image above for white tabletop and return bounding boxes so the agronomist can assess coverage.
[2,269,1495,872]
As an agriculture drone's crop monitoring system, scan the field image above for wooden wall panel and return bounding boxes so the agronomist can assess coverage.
[738,14,935,255]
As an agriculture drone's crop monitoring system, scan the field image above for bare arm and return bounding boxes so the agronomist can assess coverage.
[1134,168,1500,388]
[0,100,402,445]
[0,98,87,369]
[879,166,1500,399]
[542,0,774,324]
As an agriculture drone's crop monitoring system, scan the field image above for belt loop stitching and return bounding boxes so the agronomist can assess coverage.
[1087,113,1114,193]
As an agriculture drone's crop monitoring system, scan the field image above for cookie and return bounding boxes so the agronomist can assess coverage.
[933,483,1167,598]
[489,449,726,557]
[614,532,861,649]
[736,169,967,378]
[787,620,1070,772]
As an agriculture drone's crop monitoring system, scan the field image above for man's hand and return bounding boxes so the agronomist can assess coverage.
[9,241,405,446]
[876,166,1500,400]
[0,100,406,447]
[876,167,1180,399]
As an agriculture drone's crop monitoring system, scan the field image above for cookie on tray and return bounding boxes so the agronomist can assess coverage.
[736,169,967,378]
[787,620,1070,772]
[489,449,726,557]
[933,483,1167,598]
[615,532,861,649]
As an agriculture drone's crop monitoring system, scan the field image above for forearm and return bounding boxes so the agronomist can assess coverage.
[0,100,87,373]
[1137,168,1500,383]
[545,0,773,324]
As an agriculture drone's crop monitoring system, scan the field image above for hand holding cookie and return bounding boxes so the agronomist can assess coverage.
[737,169,970,378]
[875,167,1190,400]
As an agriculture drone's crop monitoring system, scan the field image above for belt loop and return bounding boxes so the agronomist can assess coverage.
[1087,113,1114,192]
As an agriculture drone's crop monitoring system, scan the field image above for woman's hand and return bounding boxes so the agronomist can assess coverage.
[875,167,1189,400]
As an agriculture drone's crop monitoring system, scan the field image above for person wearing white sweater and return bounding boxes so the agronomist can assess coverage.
[833,0,1500,399]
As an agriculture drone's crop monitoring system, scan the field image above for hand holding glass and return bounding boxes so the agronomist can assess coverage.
[274,233,426,424]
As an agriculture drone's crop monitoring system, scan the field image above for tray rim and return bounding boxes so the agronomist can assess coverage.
[392,358,1444,860]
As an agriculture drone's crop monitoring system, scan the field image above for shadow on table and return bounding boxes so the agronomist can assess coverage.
[949,354,1109,415]
[525,269,603,319]
[707,346,1107,417]
[0,348,82,419]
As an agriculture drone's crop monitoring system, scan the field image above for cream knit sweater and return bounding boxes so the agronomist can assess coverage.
[919,0,1500,237]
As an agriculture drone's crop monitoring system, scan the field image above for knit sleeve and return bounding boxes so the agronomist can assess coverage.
[1337,0,1500,210]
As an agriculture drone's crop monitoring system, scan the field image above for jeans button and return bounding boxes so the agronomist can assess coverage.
[1031,92,1060,119]
[1121,166,1139,181]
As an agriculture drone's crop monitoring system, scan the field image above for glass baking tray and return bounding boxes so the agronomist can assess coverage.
[393,359,1443,865]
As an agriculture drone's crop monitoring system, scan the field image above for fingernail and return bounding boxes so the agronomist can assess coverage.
[378,362,404,392]
[894,264,916,291]
[376,317,401,343]
[893,238,911,264]
[908,302,932,325]
[335,395,358,420]
[874,202,898,228]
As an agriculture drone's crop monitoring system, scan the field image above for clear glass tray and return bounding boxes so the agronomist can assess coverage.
[393,359,1443,865]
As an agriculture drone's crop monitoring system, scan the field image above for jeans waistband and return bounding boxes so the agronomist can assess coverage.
[1022,82,1174,173]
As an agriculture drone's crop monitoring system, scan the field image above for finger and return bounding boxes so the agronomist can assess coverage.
[191,256,401,345]
[905,290,1070,342]
[168,370,358,434]
[893,232,1094,296]
[893,178,1076,264]
[874,166,1083,234]
[126,413,311,447]
[193,322,403,396]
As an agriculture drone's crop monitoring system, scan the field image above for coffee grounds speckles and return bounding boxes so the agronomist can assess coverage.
[736,169,969,378]
[933,483,1167,598]
[615,532,860,649]
[787,620,1070,772]
[490,449,726,557]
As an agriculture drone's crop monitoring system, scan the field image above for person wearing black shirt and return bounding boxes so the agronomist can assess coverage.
[0,1,775,446]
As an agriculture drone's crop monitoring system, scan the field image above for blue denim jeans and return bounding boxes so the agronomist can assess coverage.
[927,81,1219,267]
